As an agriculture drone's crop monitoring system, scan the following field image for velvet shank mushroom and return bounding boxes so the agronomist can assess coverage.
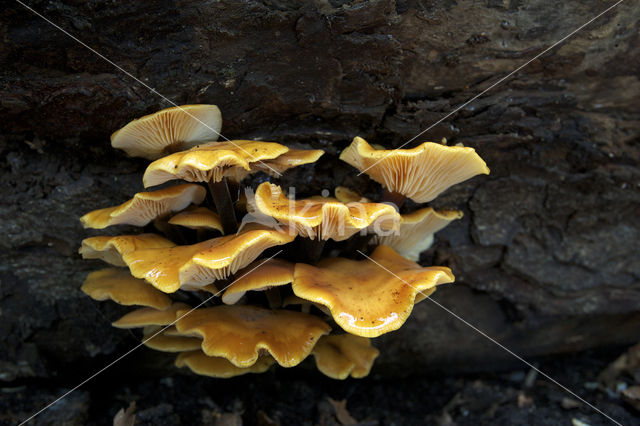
[175,350,276,378]
[80,184,206,229]
[375,207,463,261]
[112,302,191,329]
[249,183,400,241]
[122,224,295,292]
[221,258,295,305]
[312,334,380,379]
[81,268,172,310]
[168,206,223,233]
[111,104,222,160]
[79,234,175,266]
[175,305,331,367]
[292,245,454,337]
[339,136,489,204]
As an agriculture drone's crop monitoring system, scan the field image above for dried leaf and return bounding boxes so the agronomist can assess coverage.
[113,401,136,426]
[327,398,357,426]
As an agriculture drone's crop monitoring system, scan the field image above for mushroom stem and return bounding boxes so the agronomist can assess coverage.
[153,219,188,244]
[207,178,238,235]
[381,190,406,211]
[264,287,282,309]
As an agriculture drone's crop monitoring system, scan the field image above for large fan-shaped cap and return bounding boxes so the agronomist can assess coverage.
[122,225,295,293]
[175,305,331,367]
[376,208,463,261]
[175,350,276,378]
[292,245,454,337]
[143,140,289,187]
[80,184,206,229]
[111,104,222,160]
[312,334,379,379]
[79,234,175,266]
[339,137,489,203]
[81,268,172,309]
[250,183,400,241]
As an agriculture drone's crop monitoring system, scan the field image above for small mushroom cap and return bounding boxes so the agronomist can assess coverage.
[81,268,172,310]
[222,258,295,305]
[168,206,223,232]
[175,350,276,378]
[376,208,463,261]
[111,104,222,160]
[80,184,206,229]
[143,330,203,352]
[79,234,176,266]
[292,245,454,337]
[216,148,325,182]
[250,183,400,241]
[312,334,380,379]
[122,225,295,293]
[334,187,370,203]
[339,137,490,203]
[175,305,331,367]
[142,140,289,187]
[112,302,190,328]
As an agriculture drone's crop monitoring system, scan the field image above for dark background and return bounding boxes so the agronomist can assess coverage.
[1,1,638,424]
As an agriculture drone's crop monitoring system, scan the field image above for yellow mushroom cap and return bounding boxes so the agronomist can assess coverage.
[112,302,190,328]
[292,245,454,337]
[122,225,295,293]
[142,140,289,187]
[334,186,370,203]
[250,183,400,241]
[224,148,324,182]
[111,104,222,160]
[175,350,276,378]
[339,137,490,203]
[79,234,175,266]
[80,184,206,229]
[312,334,380,379]
[375,208,463,261]
[168,206,223,232]
[175,305,331,367]
[143,329,203,352]
[81,268,172,310]
[222,258,295,305]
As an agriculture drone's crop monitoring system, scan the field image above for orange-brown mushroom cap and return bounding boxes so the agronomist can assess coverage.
[221,258,295,305]
[375,208,463,261]
[80,184,206,229]
[250,183,400,241]
[142,140,289,187]
[339,137,490,203]
[312,334,380,379]
[334,186,370,203]
[143,329,203,352]
[175,350,276,378]
[122,225,295,293]
[175,305,331,367]
[292,245,454,337]
[79,234,176,266]
[168,206,223,232]
[112,302,190,329]
[111,104,222,160]
[81,268,172,310]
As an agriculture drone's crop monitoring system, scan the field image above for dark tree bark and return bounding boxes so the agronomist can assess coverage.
[1,0,639,385]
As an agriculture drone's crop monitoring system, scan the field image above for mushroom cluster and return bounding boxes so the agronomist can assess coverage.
[80,105,489,380]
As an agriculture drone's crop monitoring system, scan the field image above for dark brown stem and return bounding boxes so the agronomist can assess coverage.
[153,218,187,244]
[207,177,238,235]
[381,190,406,211]
[264,287,282,309]
[298,237,326,264]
